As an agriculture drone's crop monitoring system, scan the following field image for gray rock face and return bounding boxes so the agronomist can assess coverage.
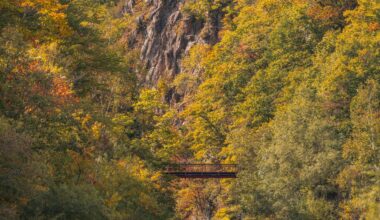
[124,0,221,85]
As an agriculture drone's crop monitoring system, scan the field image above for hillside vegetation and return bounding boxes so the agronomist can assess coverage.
[0,0,379,219]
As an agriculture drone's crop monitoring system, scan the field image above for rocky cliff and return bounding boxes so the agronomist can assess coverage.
[123,0,223,85]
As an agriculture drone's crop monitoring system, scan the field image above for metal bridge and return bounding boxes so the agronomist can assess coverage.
[164,164,238,178]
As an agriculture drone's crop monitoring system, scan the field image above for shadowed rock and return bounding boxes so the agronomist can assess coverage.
[124,0,222,85]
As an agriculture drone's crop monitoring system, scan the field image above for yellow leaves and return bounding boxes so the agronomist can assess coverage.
[118,156,164,182]
[176,187,197,214]
[19,0,36,7]
[218,145,237,162]
[118,157,151,181]
[111,114,134,137]
[73,112,91,129]
[79,21,91,28]
[72,112,105,141]
[134,88,163,113]
[366,186,380,220]
[342,79,380,163]
[343,0,380,37]
[138,192,160,213]
[181,0,212,19]
[150,172,162,182]
[214,207,230,220]
[336,165,362,192]
[22,41,76,106]
[345,0,379,20]
[106,192,122,207]
[91,121,103,140]
[20,0,68,14]
[214,206,241,220]
[254,0,305,19]
[27,42,62,74]
[304,190,335,219]
[339,186,380,220]
[20,0,72,37]
[194,149,207,160]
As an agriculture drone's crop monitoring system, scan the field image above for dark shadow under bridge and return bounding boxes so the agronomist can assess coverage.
[164,164,238,178]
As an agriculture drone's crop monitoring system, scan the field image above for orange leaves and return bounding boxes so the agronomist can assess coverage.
[306,0,357,28]
[238,42,259,60]
[6,70,77,115]
[28,60,40,72]
[51,77,78,105]
[32,75,77,106]
[307,4,340,21]
[368,22,380,32]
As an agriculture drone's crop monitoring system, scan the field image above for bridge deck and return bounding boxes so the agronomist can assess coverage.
[164,164,238,178]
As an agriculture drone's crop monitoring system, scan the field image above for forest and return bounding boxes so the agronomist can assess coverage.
[0,0,379,219]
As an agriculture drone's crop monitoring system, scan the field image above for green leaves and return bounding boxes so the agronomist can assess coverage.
[172,0,380,218]
[1,0,379,219]
[0,0,174,219]
[21,184,108,220]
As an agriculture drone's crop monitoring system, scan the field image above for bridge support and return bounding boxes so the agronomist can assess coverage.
[164,164,238,179]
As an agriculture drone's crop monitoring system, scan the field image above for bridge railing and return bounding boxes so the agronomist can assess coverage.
[165,164,238,173]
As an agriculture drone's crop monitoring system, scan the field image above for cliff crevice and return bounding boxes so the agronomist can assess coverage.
[124,0,222,85]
